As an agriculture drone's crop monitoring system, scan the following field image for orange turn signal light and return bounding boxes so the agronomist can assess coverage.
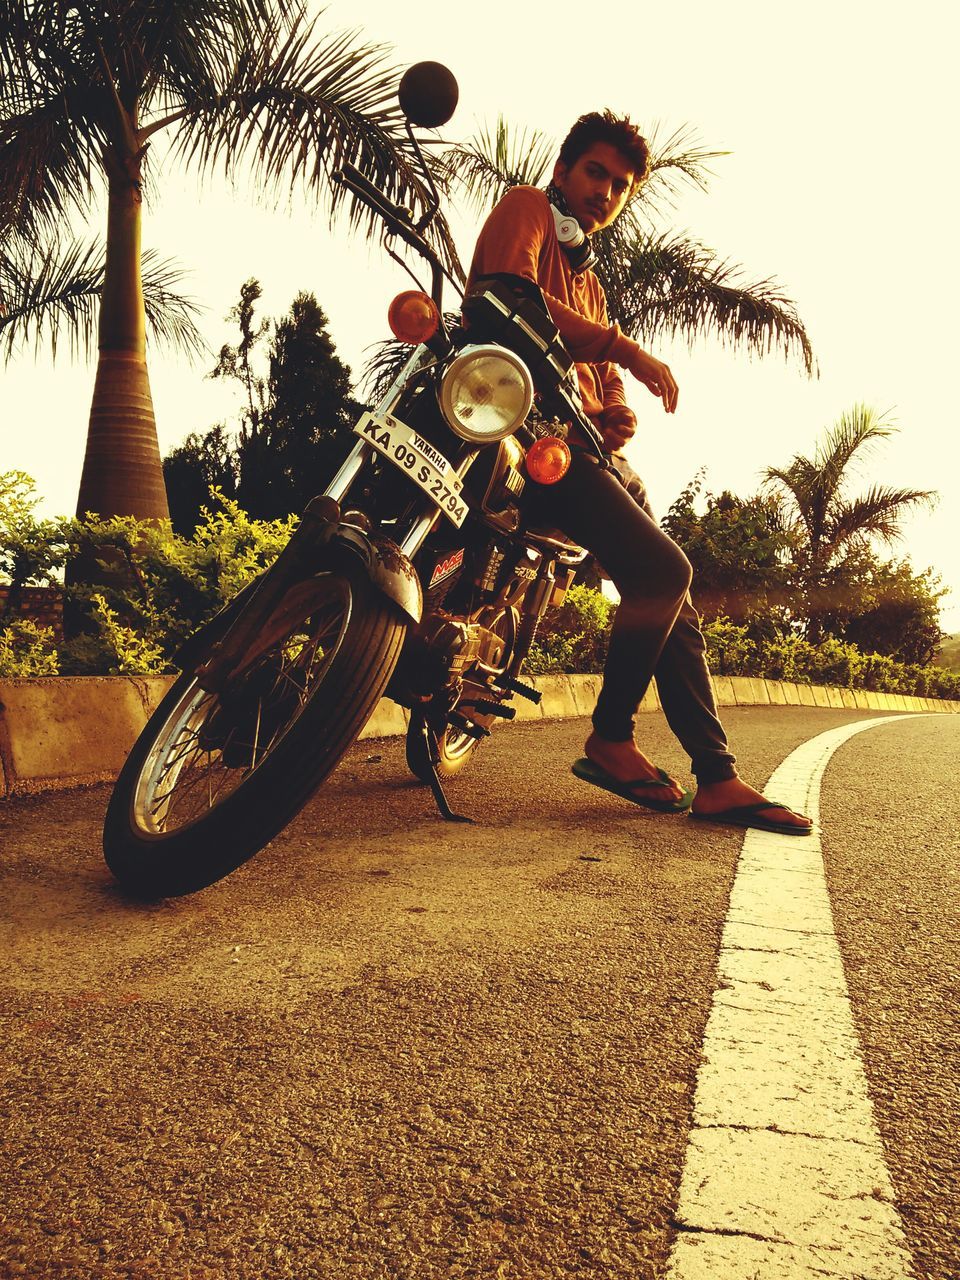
[388,290,440,344]
[525,436,571,485]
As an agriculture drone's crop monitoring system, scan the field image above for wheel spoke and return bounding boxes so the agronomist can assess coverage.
[133,582,352,837]
[155,730,202,775]
[207,764,236,810]
[249,700,263,770]
[151,753,216,810]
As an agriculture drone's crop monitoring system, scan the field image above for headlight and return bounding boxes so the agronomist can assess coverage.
[438,344,533,443]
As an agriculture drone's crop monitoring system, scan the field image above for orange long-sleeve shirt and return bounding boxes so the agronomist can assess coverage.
[465,185,640,424]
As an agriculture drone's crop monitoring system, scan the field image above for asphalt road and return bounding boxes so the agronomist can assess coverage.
[0,706,957,1279]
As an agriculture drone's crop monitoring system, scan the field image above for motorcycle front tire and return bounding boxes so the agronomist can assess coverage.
[103,568,405,898]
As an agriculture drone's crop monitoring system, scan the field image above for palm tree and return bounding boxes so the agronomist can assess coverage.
[763,404,935,639]
[1,0,448,523]
[439,116,815,374]
[0,230,203,361]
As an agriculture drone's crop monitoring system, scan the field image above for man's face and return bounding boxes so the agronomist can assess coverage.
[553,141,636,234]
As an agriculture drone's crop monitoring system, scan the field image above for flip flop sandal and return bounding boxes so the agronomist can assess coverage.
[689,801,813,836]
[571,757,693,814]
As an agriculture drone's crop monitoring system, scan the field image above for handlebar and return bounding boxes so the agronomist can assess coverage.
[332,163,449,303]
[334,170,608,463]
[334,163,411,228]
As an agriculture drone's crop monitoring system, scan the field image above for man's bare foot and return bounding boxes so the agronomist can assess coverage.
[584,730,686,804]
[692,776,812,831]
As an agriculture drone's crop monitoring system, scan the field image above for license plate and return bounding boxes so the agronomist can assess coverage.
[353,411,468,527]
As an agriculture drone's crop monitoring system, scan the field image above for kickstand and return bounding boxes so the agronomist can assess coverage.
[411,713,473,824]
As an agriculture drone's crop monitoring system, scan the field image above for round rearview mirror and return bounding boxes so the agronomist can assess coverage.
[398,62,459,129]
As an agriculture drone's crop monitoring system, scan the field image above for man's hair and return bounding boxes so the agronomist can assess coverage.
[557,111,651,191]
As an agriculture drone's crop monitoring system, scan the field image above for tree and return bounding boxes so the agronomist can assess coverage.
[438,117,814,372]
[163,280,360,529]
[162,424,237,535]
[832,555,944,666]
[249,288,360,518]
[763,404,936,642]
[661,472,795,635]
[0,231,202,361]
[1,0,448,524]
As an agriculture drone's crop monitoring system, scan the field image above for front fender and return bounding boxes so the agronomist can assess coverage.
[334,526,422,624]
[177,513,422,686]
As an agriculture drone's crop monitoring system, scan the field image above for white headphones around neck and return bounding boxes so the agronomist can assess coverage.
[550,203,586,248]
[547,200,595,273]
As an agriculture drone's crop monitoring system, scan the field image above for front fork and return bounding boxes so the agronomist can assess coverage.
[193,429,480,695]
[324,438,480,560]
[324,341,478,559]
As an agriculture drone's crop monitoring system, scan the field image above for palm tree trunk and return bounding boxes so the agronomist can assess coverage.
[75,163,169,522]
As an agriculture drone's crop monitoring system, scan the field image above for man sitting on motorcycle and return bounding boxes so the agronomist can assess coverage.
[465,111,811,835]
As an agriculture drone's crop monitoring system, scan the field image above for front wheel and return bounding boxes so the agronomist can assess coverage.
[405,714,487,781]
[104,567,405,897]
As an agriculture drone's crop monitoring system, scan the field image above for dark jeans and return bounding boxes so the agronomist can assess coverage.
[529,449,738,784]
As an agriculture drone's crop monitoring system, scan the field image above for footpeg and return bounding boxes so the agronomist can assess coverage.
[448,712,490,740]
[497,676,542,704]
[462,698,516,720]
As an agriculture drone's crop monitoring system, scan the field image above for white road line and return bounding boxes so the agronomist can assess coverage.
[668,715,927,1280]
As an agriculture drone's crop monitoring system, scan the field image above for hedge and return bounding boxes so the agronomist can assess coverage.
[3,497,959,701]
[527,586,960,701]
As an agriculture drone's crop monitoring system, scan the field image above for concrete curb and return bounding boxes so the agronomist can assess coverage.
[1,672,957,799]
[0,676,173,799]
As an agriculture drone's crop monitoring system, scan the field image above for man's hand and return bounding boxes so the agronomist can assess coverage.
[627,347,678,413]
[600,405,637,452]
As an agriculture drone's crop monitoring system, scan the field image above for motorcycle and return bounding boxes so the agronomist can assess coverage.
[103,62,614,897]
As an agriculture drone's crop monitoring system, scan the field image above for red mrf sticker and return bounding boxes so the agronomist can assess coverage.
[429,548,464,588]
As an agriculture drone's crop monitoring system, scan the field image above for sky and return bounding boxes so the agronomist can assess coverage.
[3,0,960,627]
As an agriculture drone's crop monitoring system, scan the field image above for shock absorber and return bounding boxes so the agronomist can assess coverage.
[510,561,556,677]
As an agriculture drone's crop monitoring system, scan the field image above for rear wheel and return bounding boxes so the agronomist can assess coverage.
[104,568,405,897]
[405,604,517,782]
[405,714,487,781]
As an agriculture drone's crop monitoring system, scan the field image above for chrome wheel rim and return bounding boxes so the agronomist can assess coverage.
[131,578,351,836]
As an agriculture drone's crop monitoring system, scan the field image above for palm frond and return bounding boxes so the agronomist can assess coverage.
[813,403,894,483]
[762,404,936,584]
[438,117,554,210]
[828,485,936,549]
[634,123,727,220]
[762,462,822,544]
[0,2,115,237]
[159,5,460,274]
[0,234,204,362]
[140,249,207,357]
[0,234,103,361]
[765,406,896,545]
[140,0,290,106]
[594,227,815,375]
[0,87,105,238]
[765,457,821,495]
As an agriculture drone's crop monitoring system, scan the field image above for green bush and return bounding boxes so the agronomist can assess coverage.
[526,583,614,675]
[3,475,960,702]
[57,494,294,675]
[752,630,816,683]
[698,618,757,675]
[0,619,60,676]
[694,615,960,700]
[528,589,960,701]
[0,474,294,676]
